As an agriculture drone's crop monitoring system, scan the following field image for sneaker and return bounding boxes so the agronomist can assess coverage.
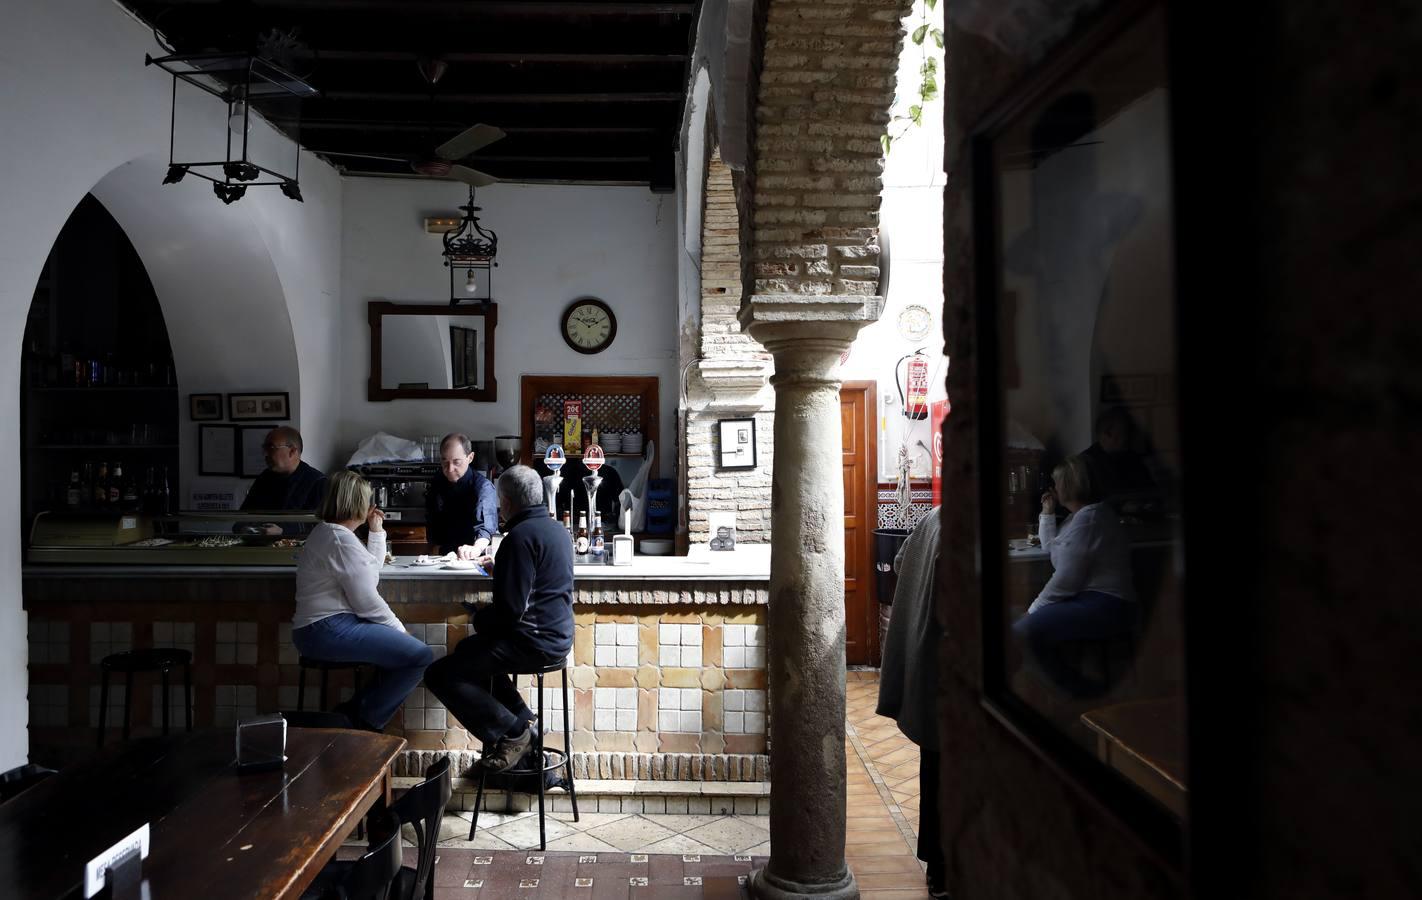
[479,725,534,773]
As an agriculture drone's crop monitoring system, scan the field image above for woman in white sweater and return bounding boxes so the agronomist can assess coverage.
[292,470,432,730]
[1012,454,1135,697]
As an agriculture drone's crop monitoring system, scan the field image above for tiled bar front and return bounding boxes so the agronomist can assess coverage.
[22,567,770,788]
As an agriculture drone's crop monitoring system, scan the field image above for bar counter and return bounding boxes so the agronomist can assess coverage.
[23,546,772,786]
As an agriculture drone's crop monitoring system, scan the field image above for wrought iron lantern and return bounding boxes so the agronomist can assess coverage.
[145,50,318,204]
[443,186,498,306]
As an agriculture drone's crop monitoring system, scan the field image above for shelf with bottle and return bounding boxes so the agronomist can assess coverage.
[59,461,176,518]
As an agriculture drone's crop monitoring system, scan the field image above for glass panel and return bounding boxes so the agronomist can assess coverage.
[380,313,488,392]
[991,5,1187,819]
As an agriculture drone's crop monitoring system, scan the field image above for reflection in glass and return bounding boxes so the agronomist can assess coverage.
[991,5,1186,818]
[380,314,487,391]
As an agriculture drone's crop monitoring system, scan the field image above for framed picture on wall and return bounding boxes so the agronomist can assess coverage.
[189,393,223,421]
[229,392,290,421]
[198,425,237,476]
[238,425,277,478]
[717,418,757,470]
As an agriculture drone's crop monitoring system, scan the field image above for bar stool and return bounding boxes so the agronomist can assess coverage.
[468,658,580,850]
[97,648,192,748]
[296,656,376,712]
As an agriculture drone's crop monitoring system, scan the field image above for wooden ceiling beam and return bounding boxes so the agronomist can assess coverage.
[148,0,694,15]
[322,90,681,104]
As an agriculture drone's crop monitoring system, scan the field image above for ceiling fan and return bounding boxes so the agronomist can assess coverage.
[322,58,505,186]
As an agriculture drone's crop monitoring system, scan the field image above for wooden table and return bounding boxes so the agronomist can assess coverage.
[1080,698,1187,818]
[0,727,405,899]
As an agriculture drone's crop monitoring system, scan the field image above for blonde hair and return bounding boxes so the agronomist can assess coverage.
[1053,455,1098,507]
[318,470,372,524]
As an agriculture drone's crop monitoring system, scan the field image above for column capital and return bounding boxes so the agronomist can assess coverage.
[738,294,885,354]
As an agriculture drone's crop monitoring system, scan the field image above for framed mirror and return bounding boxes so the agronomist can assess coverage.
[368,301,498,401]
[972,0,1186,860]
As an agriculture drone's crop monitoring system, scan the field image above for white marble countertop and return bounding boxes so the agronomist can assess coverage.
[23,544,772,582]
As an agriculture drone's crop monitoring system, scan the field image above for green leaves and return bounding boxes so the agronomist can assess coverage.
[884,0,943,157]
[912,23,929,45]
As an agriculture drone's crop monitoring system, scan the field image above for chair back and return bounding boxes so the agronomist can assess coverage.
[391,756,452,900]
[336,809,402,900]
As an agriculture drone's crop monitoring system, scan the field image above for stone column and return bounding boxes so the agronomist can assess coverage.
[741,294,883,900]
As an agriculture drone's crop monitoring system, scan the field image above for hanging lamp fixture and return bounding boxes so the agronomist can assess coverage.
[442,186,498,306]
[145,46,318,204]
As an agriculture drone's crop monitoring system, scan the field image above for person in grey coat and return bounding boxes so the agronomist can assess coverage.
[876,507,947,898]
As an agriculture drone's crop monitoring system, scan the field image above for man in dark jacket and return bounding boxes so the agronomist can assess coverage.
[426,432,499,557]
[423,465,574,771]
[240,426,326,534]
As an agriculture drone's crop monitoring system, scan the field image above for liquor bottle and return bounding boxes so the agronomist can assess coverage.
[591,514,605,562]
[561,510,573,546]
[159,466,173,516]
[575,513,590,558]
[65,470,82,508]
[108,462,123,507]
[92,461,108,506]
[121,468,140,512]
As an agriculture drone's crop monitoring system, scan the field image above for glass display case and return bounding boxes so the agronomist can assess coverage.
[27,510,320,565]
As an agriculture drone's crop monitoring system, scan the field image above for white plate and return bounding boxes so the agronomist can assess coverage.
[442,560,482,571]
[640,539,672,556]
[411,557,450,567]
[1007,539,1039,551]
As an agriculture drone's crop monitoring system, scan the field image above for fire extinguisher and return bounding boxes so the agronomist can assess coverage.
[896,350,929,420]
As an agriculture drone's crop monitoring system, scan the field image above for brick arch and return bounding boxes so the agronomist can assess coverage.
[743,0,912,302]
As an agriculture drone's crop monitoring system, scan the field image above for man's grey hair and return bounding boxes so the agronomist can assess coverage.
[440,433,472,455]
[497,465,545,510]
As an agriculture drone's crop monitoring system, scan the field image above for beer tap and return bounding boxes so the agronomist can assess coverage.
[542,445,567,519]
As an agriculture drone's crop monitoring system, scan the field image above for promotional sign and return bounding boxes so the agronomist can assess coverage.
[583,444,605,472]
[544,444,566,473]
[930,398,951,505]
[563,400,583,453]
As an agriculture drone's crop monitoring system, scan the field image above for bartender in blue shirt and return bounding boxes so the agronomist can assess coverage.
[426,433,499,558]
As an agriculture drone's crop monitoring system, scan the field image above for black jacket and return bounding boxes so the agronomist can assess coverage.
[474,505,574,658]
[241,460,326,511]
[425,468,499,553]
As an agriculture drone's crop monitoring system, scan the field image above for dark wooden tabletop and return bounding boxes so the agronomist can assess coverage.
[1080,697,1186,790]
[0,727,405,900]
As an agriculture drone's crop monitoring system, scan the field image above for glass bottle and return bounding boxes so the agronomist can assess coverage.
[108,462,123,507]
[65,470,82,508]
[92,461,108,506]
[575,513,590,558]
[591,514,605,562]
[121,468,140,512]
[159,466,173,516]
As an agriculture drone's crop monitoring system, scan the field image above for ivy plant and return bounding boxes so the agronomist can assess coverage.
[882,0,945,156]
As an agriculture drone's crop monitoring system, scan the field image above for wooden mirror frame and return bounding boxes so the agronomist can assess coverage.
[367,301,498,402]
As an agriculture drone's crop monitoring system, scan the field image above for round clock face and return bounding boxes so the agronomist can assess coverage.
[561,298,617,354]
[897,304,933,342]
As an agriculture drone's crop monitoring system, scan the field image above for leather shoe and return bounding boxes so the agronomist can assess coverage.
[479,725,534,773]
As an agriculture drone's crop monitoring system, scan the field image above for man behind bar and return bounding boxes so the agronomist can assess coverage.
[240,425,326,534]
[426,432,499,558]
[424,465,574,771]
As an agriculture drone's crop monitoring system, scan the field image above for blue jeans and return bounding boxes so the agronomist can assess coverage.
[1013,591,1134,698]
[292,614,433,729]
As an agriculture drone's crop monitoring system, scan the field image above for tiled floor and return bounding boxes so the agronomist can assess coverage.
[379,671,930,898]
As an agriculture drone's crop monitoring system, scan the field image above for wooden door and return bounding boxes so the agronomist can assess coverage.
[841,382,877,666]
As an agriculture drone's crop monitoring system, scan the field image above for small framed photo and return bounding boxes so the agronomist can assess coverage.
[238,425,276,478]
[717,418,757,470]
[198,425,237,476]
[189,393,223,421]
[229,392,290,421]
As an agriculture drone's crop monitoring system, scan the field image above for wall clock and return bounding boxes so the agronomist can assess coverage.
[560,297,617,354]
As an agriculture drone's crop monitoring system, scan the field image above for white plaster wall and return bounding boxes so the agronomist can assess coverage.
[840,1,949,481]
[339,179,678,468]
[0,0,343,765]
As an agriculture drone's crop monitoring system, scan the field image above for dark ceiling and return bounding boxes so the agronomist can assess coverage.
[121,0,699,189]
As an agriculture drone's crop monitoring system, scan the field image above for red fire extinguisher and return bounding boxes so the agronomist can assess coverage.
[897,350,930,420]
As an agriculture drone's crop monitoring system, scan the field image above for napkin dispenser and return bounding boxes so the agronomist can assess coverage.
[236,712,287,773]
[612,533,634,565]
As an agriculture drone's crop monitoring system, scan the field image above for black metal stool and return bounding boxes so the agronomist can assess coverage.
[468,658,579,849]
[296,656,376,712]
[97,648,192,748]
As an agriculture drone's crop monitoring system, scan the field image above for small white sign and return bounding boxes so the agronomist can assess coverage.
[84,822,150,898]
[119,516,137,530]
[384,510,403,521]
[191,490,237,511]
